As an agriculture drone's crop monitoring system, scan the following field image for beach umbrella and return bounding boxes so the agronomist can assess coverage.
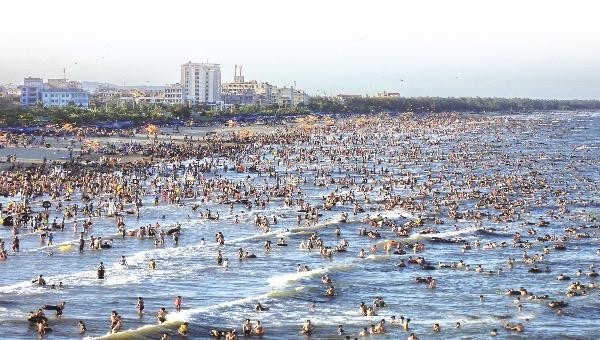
[323,117,335,126]
[145,124,159,135]
[61,123,76,132]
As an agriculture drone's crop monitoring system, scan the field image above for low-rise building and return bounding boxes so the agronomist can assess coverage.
[21,77,44,106]
[164,83,182,105]
[20,77,90,107]
[272,86,309,107]
[221,66,308,107]
[41,88,89,108]
[222,91,256,106]
[0,85,20,97]
[337,94,363,101]
[91,87,125,105]
[375,91,400,98]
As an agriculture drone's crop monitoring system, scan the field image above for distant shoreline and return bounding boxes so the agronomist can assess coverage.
[3,95,600,128]
[1,109,599,131]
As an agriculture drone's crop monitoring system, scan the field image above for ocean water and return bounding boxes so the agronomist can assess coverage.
[0,112,599,339]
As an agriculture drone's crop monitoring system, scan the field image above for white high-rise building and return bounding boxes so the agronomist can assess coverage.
[180,61,221,105]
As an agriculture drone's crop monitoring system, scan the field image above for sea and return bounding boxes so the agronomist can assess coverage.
[0,112,599,339]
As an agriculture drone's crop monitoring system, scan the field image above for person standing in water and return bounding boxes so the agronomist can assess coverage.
[97,262,105,279]
[175,296,182,311]
[136,297,145,315]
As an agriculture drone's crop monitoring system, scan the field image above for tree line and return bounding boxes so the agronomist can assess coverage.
[1,95,599,127]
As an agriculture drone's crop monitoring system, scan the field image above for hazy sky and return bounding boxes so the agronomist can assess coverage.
[1,0,599,99]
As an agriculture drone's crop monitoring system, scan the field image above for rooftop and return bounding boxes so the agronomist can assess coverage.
[43,88,89,93]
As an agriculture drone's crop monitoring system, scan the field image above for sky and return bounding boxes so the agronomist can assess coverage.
[1,0,599,99]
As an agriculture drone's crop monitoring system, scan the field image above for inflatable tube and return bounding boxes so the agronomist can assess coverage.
[42,201,51,209]
[57,244,72,252]
[2,216,13,226]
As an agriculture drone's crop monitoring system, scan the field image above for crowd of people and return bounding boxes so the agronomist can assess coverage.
[0,112,598,338]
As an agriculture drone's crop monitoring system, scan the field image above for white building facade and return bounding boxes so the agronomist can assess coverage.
[181,62,221,105]
[164,83,183,105]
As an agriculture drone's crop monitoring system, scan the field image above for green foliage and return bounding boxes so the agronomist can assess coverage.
[211,103,310,117]
[2,96,599,127]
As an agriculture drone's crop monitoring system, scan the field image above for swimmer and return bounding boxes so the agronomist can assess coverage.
[253,320,264,335]
[358,327,369,336]
[178,322,189,336]
[242,319,253,336]
[33,275,46,286]
[43,301,66,316]
[504,322,524,332]
[359,302,367,316]
[78,320,87,333]
[374,319,386,334]
[157,307,168,323]
[255,302,269,311]
[301,319,314,335]
[401,317,411,331]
